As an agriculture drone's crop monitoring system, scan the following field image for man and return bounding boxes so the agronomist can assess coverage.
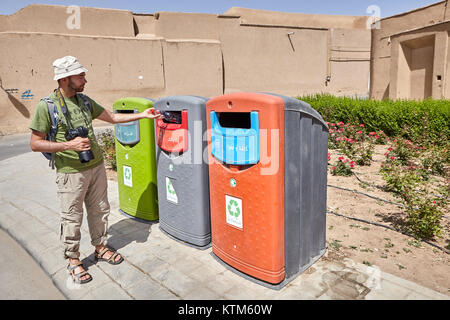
[29,56,161,284]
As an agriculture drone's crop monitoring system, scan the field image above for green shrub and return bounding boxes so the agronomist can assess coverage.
[96,129,116,171]
[380,144,448,240]
[298,94,450,146]
[405,193,444,240]
[330,156,355,176]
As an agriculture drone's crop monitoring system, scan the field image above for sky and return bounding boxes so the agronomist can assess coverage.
[0,0,443,17]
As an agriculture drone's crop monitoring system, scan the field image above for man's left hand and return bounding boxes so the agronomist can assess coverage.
[142,108,163,119]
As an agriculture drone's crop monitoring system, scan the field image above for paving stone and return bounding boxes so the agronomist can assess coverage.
[183,286,222,300]
[157,266,198,298]
[364,279,412,300]
[127,277,165,299]
[35,244,66,276]
[203,271,238,297]
[82,281,133,300]
[150,287,179,300]
[98,261,147,290]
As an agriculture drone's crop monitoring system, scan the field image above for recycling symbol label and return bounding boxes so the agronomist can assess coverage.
[123,166,132,187]
[225,195,243,229]
[166,177,178,204]
[227,199,240,217]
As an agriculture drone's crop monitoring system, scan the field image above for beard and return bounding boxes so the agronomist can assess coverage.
[68,78,85,92]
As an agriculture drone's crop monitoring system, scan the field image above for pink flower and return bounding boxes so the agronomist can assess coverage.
[338,156,344,161]
[390,156,395,160]
[357,131,362,134]
[332,166,337,171]
[369,132,376,136]
[360,124,365,127]
[331,123,336,127]
[388,147,393,151]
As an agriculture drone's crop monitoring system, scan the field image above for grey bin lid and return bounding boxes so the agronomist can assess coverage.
[155,95,209,108]
[262,93,329,130]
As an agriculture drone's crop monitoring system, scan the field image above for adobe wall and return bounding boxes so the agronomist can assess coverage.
[370,1,450,99]
[0,4,371,134]
[0,4,135,37]
[162,39,223,97]
[224,7,368,29]
[150,10,370,96]
[218,21,329,95]
[0,32,167,134]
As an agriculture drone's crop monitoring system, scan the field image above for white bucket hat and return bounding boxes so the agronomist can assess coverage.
[53,56,88,81]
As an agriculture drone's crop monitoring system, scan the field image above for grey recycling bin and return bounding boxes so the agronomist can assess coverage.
[155,95,211,249]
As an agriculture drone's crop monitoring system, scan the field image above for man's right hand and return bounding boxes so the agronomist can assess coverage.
[30,130,91,153]
[66,137,91,152]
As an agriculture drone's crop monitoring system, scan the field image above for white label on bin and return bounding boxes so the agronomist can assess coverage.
[226,195,243,229]
[166,177,178,204]
[123,165,132,187]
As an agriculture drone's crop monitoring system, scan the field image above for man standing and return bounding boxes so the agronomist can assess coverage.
[29,56,161,284]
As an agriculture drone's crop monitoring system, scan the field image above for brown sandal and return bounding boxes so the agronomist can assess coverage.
[67,262,92,284]
[94,247,124,265]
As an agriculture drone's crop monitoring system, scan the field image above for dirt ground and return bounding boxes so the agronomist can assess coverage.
[106,144,450,295]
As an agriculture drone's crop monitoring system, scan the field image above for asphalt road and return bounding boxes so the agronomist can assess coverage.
[0,133,31,161]
[0,228,65,300]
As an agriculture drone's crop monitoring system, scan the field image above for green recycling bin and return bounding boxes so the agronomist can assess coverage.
[114,97,159,222]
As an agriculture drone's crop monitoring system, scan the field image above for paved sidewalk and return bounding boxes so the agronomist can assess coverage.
[0,151,448,300]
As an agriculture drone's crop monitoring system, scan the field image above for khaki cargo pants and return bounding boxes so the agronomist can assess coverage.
[56,163,110,260]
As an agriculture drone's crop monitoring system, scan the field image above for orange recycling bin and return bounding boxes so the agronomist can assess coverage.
[206,92,328,287]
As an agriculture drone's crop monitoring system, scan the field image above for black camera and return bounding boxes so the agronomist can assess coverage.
[65,126,95,163]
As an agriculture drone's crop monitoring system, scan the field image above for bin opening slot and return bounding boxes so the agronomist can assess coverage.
[162,111,182,124]
[218,112,251,129]
[116,109,136,114]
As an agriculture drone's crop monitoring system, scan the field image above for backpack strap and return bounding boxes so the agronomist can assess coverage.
[42,96,60,169]
[40,94,91,170]
[77,93,92,114]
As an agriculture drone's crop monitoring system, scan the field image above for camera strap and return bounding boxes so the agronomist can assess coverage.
[55,88,74,131]
[55,88,91,130]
